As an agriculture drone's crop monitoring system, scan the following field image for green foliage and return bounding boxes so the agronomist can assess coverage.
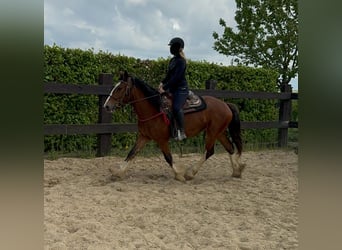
[213,0,298,86]
[291,99,298,122]
[44,45,280,154]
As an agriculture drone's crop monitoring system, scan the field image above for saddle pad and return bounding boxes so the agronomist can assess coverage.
[161,91,207,114]
[183,94,207,114]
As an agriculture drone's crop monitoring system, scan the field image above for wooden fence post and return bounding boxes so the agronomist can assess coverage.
[96,73,113,157]
[278,83,292,147]
[205,79,217,90]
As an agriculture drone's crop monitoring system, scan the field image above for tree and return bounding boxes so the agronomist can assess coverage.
[213,0,298,88]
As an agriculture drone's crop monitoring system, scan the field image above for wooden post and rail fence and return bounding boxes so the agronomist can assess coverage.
[44,73,298,156]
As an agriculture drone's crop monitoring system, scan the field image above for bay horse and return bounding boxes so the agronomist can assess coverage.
[103,71,245,182]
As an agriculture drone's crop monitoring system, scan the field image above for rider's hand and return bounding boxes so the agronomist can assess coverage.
[158,83,165,93]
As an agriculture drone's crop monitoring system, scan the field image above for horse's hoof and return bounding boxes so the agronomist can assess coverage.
[240,163,246,171]
[231,172,242,178]
[184,174,194,181]
[174,174,186,183]
[110,175,123,182]
[184,170,195,180]
[109,167,125,180]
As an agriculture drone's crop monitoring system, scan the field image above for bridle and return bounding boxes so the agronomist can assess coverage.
[108,79,160,107]
[106,79,169,125]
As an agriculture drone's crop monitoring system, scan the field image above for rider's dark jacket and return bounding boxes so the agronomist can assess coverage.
[161,54,188,93]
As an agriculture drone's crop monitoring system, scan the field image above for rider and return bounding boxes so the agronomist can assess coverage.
[159,37,189,141]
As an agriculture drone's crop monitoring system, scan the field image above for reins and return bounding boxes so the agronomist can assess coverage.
[127,94,160,105]
[110,82,169,125]
[138,111,170,125]
[128,94,169,125]
[108,84,159,106]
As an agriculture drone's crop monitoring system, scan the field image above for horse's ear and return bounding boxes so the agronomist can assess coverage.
[127,75,133,87]
[118,71,124,80]
[118,70,129,81]
[123,70,129,81]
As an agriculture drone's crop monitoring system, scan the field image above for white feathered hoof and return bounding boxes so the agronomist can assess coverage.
[109,167,125,181]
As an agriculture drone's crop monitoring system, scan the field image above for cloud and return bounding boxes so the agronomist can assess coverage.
[62,7,74,16]
[44,0,236,59]
[170,18,180,31]
[43,0,298,89]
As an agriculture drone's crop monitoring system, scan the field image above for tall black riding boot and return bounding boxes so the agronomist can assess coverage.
[174,110,187,141]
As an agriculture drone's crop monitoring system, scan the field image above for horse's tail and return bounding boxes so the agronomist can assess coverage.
[227,103,243,155]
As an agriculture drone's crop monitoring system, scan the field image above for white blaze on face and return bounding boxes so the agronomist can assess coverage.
[103,81,121,108]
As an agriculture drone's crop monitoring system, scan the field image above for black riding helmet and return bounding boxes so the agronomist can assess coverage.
[168,37,184,49]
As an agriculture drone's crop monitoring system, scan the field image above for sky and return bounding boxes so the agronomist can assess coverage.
[44,0,298,90]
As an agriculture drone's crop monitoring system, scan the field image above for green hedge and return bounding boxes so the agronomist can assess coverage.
[44,45,279,154]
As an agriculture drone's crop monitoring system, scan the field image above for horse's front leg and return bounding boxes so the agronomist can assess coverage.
[109,134,149,179]
[158,140,186,182]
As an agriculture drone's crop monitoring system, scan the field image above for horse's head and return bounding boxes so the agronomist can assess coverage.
[103,71,133,112]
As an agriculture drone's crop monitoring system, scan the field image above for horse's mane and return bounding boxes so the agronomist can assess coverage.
[132,77,161,109]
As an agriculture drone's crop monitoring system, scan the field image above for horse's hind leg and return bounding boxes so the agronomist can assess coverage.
[229,153,245,178]
[184,134,215,180]
[109,134,149,179]
[217,132,245,178]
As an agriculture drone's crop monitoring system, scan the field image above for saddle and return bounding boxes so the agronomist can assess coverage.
[160,90,207,114]
[161,91,207,139]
